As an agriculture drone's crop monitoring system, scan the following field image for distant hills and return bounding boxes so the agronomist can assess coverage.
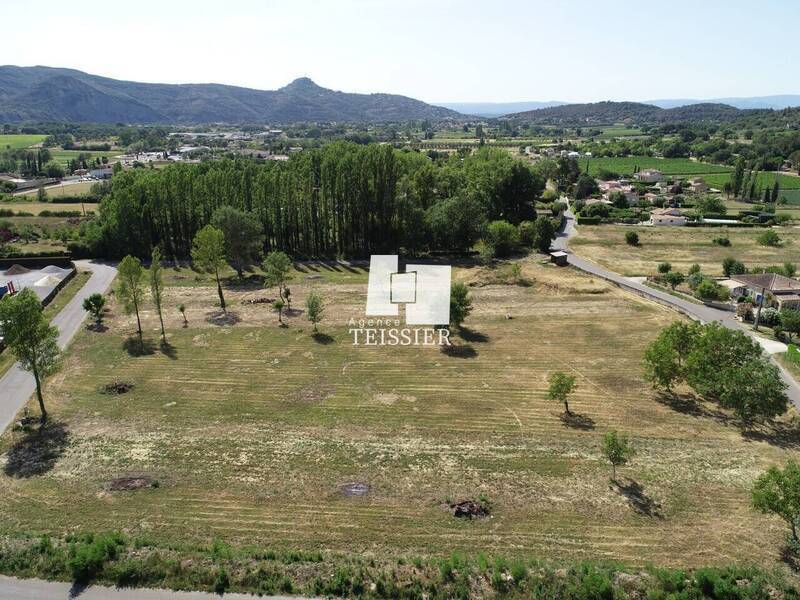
[647,95,800,110]
[503,101,759,125]
[438,101,567,118]
[0,66,461,124]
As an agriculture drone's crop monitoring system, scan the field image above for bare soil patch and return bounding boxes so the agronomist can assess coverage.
[106,476,156,491]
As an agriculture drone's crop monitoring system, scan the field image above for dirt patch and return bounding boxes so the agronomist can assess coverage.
[106,476,157,491]
[101,381,134,395]
[287,383,335,406]
[447,499,489,519]
[340,481,371,497]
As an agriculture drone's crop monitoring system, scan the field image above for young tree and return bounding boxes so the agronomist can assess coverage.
[262,251,293,304]
[178,303,188,326]
[533,217,556,254]
[149,246,166,341]
[752,460,800,541]
[82,293,106,325]
[548,371,577,415]
[117,255,147,345]
[780,309,800,342]
[191,225,227,312]
[625,231,639,246]
[722,257,746,277]
[449,282,472,328]
[602,431,634,481]
[758,230,781,247]
[305,291,324,332]
[272,298,285,325]
[663,271,685,290]
[211,206,264,279]
[0,289,60,422]
[657,262,672,274]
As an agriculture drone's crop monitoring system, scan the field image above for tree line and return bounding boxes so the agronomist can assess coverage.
[97,143,545,259]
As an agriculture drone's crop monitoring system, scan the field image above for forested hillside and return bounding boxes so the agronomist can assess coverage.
[94,145,545,258]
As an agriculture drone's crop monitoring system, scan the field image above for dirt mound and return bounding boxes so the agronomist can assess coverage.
[4,264,30,275]
[101,381,134,394]
[448,499,489,519]
[106,476,156,491]
[340,481,370,497]
[40,265,71,276]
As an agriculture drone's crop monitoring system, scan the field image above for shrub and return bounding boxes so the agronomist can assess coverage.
[625,231,639,246]
[657,262,672,274]
[68,533,126,583]
[758,230,782,247]
[758,307,781,327]
[517,220,536,247]
[484,220,519,257]
[712,236,731,246]
[695,279,729,303]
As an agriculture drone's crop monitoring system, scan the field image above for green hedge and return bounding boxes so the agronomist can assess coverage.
[577,215,602,225]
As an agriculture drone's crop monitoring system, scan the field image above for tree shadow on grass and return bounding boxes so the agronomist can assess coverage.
[159,340,178,360]
[224,273,266,290]
[611,478,664,519]
[312,332,335,345]
[205,311,241,327]
[781,545,800,572]
[654,392,734,427]
[86,322,108,333]
[457,327,489,343]
[741,421,800,450]
[559,412,596,430]
[122,337,156,357]
[441,344,477,359]
[4,421,69,478]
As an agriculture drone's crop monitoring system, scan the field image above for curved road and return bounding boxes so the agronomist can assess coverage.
[0,260,118,433]
[554,207,800,406]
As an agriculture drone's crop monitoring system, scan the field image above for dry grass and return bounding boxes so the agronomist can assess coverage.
[2,201,98,215]
[0,259,798,571]
[570,225,800,276]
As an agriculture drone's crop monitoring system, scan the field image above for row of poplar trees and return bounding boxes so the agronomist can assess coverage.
[97,142,545,259]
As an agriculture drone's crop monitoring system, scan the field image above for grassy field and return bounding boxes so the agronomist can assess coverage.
[0,134,47,150]
[17,181,97,198]
[702,171,800,191]
[569,225,800,276]
[48,149,121,166]
[0,201,98,215]
[0,259,797,573]
[586,156,732,177]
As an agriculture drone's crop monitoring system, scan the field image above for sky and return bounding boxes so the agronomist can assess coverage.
[3,0,799,104]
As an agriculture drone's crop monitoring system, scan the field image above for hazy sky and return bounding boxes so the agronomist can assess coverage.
[3,0,798,103]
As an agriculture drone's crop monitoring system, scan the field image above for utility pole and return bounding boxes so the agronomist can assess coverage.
[754,285,766,331]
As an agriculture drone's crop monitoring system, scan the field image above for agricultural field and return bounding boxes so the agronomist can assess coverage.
[702,171,800,191]
[16,181,98,198]
[0,201,98,215]
[586,156,732,177]
[569,224,800,276]
[0,259,797,572]
[48,149,121,166]
[0,134,46,150]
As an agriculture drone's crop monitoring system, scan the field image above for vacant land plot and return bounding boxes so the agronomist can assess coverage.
[587,156,732,177]
[0,201,98,215]
[17,181,97,198]
[570,225,800,276]
[0,259,797,572]
[0,134,46,150]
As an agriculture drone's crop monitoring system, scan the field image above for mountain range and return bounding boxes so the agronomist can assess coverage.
[439,95,800,117]
[0,66,460,124]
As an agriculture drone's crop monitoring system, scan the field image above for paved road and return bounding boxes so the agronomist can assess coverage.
[0,260,118,432]
[0,576,300,600]
[554,207,800,406]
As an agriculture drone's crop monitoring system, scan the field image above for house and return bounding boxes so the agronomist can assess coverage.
[89,167,113,179]
[599,180,638,205]
[729,273,800,310]
[649,207,687,226]
[634,169,664,183]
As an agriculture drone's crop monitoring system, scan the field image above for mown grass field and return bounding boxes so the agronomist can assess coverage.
[0,259,797,572]
[48,149,121,166]
[586,156,732,176]
[0,134,46,150]
[17,181,97,198]
[570,225,800,276]
[0,201,98,215]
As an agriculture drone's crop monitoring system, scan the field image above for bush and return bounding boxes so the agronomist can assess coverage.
[758,230,782,247]
[484,220,519,257]
[758,307,781,327]
[68,533,126,583]
[695,279,729,303]
[712,236,731,246]
[517,220,536,247]
[625,231,639,246]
